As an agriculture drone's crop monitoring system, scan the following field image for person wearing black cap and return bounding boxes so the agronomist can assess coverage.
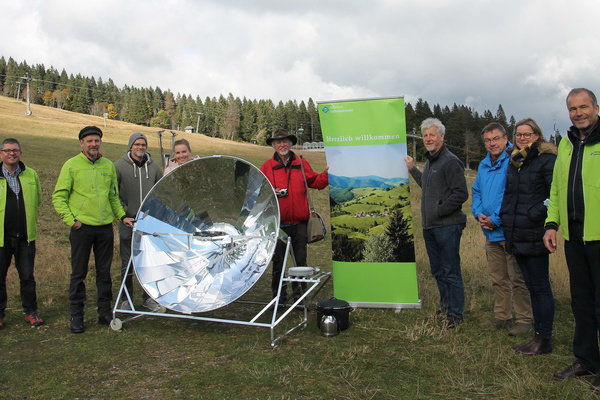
[52,126,134,333]
[260,129,329,305]
[114,132,162,311]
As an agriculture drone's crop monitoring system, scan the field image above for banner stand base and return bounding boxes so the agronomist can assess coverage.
[348,299,422,311]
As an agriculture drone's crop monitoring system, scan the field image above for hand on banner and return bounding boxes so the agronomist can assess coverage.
[404,156,414,170]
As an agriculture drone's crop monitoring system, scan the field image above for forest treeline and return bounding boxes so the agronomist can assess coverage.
[1,56,523,167]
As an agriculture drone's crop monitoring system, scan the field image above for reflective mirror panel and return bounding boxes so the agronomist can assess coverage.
[132,156,280,313]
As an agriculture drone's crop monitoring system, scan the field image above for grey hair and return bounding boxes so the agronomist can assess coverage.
[567,88,598,108]
[421,118,445,136]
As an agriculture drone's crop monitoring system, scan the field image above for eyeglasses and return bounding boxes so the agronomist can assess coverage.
[515,132,534,139]
[1,149,21,154]
[484,136,504,145]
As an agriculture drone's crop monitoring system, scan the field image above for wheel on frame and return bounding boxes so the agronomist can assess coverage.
[110,317,123,331]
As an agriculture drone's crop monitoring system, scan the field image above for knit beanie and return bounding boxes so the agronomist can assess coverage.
[128,132,148,150]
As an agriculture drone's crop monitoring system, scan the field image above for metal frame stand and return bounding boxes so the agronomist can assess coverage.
[111,237,331,347]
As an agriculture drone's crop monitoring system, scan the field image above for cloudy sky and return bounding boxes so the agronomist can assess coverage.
[2,0,599,136]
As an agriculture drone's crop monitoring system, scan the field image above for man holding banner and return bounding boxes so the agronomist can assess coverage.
[405,118,468,329]
[261,129,329,305]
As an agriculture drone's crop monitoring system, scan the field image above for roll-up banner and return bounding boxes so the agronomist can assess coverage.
[318,97,420,309]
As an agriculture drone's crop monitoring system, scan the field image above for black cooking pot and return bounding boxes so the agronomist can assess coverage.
[316,297,352,331]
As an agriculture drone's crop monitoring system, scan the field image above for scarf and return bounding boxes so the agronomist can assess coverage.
[510,145,532,169]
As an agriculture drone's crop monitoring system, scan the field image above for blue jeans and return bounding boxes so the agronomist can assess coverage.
[423,224,465,319]
[514,254,555,339]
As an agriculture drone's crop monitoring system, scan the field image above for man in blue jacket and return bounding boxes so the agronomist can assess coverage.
[472,123,532,336]
[0,138,42,329]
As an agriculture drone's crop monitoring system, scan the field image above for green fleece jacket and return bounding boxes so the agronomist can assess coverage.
[0,163,41,246]
[546,129,600,241]
[52,152,125,227]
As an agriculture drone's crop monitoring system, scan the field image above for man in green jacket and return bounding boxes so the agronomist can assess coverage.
[0,138,42,329]
[544,88,600,390]
[114,132,162,311]
[53,126,134,333]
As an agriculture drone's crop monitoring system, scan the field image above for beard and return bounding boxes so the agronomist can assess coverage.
[278,149,290,157]
[132,150,146,159]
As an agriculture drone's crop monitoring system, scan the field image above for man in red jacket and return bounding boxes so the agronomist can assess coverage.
[260,130,329,304]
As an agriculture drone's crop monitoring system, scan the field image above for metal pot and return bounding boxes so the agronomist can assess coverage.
[316,298,352,331]
[320,314,339,337]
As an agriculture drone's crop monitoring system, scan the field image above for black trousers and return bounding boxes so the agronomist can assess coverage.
[69,224,114,317]
[119,224,149,303]
[271,221,308,302]
[0,237,37,318]
[565,240,600,370]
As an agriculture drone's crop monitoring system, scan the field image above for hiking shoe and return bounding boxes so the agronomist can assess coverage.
[120,300,132,310]
[425,309,446,322]
[0,318,4,330]
[444,315,463,329]
[479,318,512,329]
[98,313,113,326]
[143,298,160,312]
[554,360,597,380]
[25,312,44,327]
[508,322,532,336]
[70,316,85,333]
[514,333,552,355]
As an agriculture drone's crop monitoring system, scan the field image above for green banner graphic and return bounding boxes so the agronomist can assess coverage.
[318,97,420,308]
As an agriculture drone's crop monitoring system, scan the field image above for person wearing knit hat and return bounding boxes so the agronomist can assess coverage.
[127,132,146,150]
[53,126,134,333]
[114,133,163,311]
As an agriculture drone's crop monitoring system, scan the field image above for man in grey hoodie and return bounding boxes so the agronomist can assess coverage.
[114,133,163,311]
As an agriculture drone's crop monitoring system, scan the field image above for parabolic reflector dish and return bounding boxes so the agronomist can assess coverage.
[132,156,280,314]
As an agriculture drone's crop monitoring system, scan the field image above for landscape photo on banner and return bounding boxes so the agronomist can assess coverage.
[318,97,420,308]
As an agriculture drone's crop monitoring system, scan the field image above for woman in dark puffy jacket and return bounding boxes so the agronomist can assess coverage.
[500,117,557,355]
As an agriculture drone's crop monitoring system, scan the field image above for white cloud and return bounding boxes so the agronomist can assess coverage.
[2,0,600,135]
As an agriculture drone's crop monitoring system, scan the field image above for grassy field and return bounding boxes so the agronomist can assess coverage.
[0,95,594,399]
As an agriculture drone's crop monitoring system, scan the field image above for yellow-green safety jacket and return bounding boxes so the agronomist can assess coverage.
[52,153,125,227]
[0,162,41,245]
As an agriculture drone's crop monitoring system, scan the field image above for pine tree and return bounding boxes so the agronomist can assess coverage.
[0,56,6,92]
[495,104,508,129]
[307,98,321,142]
[385,205,415,262]
[222,94,241,141]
